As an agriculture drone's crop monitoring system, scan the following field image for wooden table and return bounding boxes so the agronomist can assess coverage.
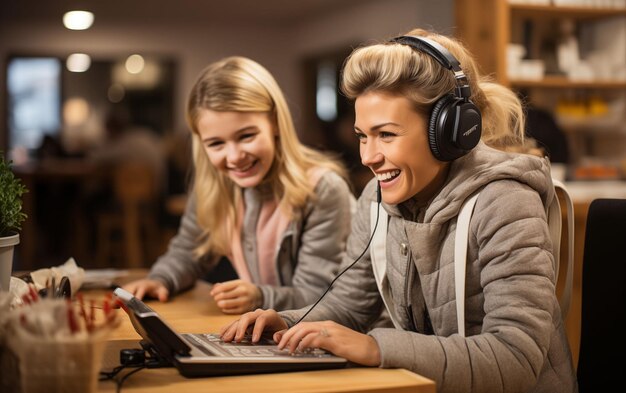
[95,280,436,393]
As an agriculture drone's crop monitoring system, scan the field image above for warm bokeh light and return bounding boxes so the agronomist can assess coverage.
[112,58,162,89]
[63,97,90,126]
[66,53,91,72]
[62,10,94,30]
[125,54,145,74]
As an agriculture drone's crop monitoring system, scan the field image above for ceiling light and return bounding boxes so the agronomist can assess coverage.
[125,54,145,74]
[63,11,94,30]
[66,53,91,72]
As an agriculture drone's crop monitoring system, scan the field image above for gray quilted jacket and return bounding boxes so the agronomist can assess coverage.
[281,142,578,393]
[148,171,356,310]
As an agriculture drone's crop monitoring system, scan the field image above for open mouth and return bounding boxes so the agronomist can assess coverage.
[230,160,258,174]
[376,170,400,183]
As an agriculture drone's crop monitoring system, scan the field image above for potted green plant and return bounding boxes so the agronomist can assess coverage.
[0,152,27,291]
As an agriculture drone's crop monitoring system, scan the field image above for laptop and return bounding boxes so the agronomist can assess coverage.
[113,287,347,377]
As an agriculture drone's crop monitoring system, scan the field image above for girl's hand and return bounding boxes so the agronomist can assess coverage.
[277,321,381,367]
[210,279,263,314]
[220,308,288,343]
[122,279,170,302]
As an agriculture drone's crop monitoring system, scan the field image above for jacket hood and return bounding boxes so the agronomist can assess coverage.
[368,142,554,224]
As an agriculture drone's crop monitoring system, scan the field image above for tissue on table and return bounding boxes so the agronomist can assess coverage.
[29,257,85,296]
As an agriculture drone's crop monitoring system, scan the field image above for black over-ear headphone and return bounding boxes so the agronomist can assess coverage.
[391,35,482,161]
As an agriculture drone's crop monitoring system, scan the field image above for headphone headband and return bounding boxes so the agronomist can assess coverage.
[391,35,460,72]
[391,35,471,99]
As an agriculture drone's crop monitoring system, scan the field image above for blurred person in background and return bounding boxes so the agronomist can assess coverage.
[88,105,166,191]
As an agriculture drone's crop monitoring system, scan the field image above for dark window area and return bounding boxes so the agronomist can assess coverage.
[302,47,373,195]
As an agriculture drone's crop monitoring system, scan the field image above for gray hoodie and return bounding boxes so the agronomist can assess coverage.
[148,171,356,310]
[281,142,577,393]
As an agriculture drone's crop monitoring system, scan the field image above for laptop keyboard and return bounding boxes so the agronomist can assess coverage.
[185,333,330,358]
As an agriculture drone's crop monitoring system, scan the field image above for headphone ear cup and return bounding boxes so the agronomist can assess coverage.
[428,94,456,161]
[428,95,482,161]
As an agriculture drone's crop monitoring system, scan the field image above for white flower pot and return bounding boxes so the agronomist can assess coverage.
[0,233,19,292]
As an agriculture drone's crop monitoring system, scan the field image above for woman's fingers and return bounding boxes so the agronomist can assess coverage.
[278,322,321,353]
[220,309,287,344]
[220,310,258,341]
[275,321,382,366]
[276,322,339,354]
[219,319,238,337]
[249,311,269,342]
[234,309,263,341]
[273,329,287,343]
[298,327,328,350]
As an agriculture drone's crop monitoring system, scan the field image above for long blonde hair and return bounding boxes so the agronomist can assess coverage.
[341,28,536,153]
[187,56,346,256]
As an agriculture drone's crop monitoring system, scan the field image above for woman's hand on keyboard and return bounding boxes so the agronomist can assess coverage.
[220,308,288,344]
[277,321,381,367]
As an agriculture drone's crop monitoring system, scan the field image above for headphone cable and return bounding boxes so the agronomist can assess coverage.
[293,182,381,325]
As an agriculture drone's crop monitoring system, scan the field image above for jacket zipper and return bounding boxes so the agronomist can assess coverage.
[404,246,418,332]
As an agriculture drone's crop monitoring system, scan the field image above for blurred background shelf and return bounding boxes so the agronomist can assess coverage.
[510,76,626,89]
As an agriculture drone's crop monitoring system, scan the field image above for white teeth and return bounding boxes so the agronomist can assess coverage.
[376,170,400,182]
[232,161,255,172]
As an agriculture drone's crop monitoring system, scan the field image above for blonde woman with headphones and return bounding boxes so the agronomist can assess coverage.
[220,30,577,392]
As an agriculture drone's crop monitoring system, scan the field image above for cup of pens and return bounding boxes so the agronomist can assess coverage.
[2,290,119,393]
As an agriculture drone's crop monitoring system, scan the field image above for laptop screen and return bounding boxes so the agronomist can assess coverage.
[114,287,191,361]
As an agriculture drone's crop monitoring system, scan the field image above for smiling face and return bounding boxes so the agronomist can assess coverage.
[197,109,277,188]
[354,91,449,205]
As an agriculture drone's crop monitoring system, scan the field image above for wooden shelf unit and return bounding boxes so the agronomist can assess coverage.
[510,3,626,19]
[510,76,626,89]
[454,0,626,87]
[454,0,626,370]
